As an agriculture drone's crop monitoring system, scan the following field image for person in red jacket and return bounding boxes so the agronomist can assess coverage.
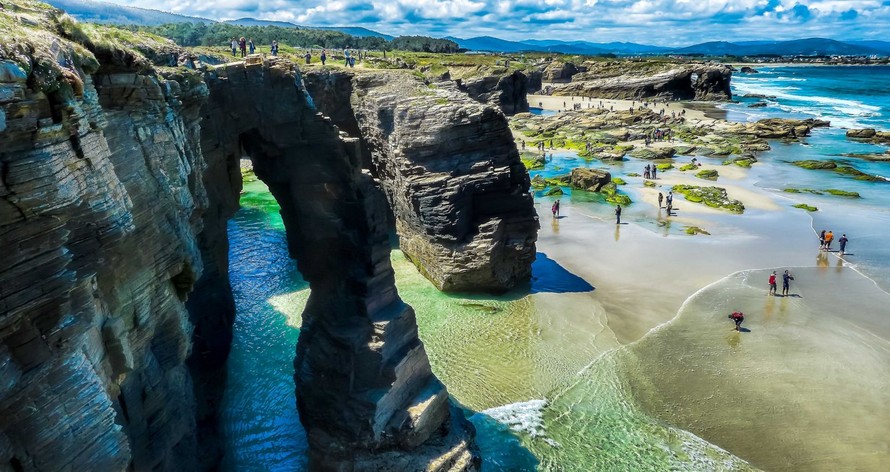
[729,311,745,331]
[768,271,777,296]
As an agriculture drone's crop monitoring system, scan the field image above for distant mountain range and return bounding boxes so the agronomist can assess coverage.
[44,0,890,57]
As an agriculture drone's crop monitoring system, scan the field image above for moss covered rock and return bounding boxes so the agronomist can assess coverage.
[685,226,711,235]
[825,189,861,198]
[612,177,627,185]
[793,203,818,212]
[644,180,656,187]
[793,160,837,170]
[545,186,564,196]
[570,167,611,191]
[672,184,745,213]
[679,163,697,171]
[695,169,719,180]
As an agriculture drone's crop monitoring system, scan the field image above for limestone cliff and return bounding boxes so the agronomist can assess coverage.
[454,70,530,115]
[549,62,733,101]
[2,3,480,470]
[305,69,539,293]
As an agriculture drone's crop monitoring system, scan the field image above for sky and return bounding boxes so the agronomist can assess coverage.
[109,0,890,45]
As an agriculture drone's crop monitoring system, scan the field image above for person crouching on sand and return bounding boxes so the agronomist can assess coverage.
[729,311,745,331]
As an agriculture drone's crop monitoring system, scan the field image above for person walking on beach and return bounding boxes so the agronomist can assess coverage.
[824,230,834,251]
[552,199,560,218]
[729,311,745,331]
[658,192,664,208]
[782,270,794,296]
[839,233,848,255]
[819,230,826,249]
[768,271,778,296]
[615,204,622,224]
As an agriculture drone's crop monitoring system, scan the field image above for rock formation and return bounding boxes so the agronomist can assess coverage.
[305,70,539,293]
[549,63,733,101]
[455,70,530,115]
[542,61,581,83]
[2,3,482,470]
[846,128,890,143]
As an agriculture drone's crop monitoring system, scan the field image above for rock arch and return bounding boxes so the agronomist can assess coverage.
[197,60,479,470]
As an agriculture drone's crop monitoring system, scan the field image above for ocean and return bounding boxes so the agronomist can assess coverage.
[219,66,890,471]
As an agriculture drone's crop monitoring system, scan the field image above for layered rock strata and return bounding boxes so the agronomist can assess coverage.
[550,64,732,101]
[1,17,209,472]
[454,70,530,115]
[356,73,537,292]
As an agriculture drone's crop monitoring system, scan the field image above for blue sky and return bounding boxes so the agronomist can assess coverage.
[114,1,890,45]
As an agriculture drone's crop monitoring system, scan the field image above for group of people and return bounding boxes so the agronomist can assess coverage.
[644,128,673,146]
[643,164,657,180]
[230,37,256,57]
[303,49,328,65]
[818,230,849,255]
[767,270,795,296]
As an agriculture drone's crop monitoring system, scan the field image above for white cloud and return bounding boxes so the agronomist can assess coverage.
[89,0,890,45]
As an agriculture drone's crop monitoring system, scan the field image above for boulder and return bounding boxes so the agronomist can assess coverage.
[846,128,876,139]
[740,66,759,74]
[571,168,612,191]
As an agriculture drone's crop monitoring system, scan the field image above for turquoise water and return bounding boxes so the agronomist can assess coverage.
[220,66,890,471]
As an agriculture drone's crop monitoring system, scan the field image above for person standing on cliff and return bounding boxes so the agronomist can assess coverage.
[321,49,327,65]
[344,48,351,66]
[248,39,255,55]
[615,204,622,224]
[230,38,238,57]
[271,41,279,56]
[239,37,247,58]
[304,51,312,64]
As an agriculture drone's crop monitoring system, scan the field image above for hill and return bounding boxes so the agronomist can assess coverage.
[44,0,212,25]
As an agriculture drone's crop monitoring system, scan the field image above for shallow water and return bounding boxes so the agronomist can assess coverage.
[220,66,890,471]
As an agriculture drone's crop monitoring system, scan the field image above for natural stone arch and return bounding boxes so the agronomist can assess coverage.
[198,60,478,470]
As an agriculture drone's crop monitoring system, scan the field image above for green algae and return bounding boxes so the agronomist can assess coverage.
[612,177,627,185]
[672,185,745,213]
[793,203,819,212]
[678,163,697,171]
[545,187,565,196]
[825,189,861,198]
[655,163,673,171]
[783,188,822,195]
[723,155,757,167]
[684,226,711,235]
[644,180,656,188]
[793,160,837,170]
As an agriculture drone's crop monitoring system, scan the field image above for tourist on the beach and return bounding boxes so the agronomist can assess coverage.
[651,165,657,180]
[320,49,327,65]
[552,199,560,217]
[230,38,238,57]
[819,230,826,249]
[644,164,651,179]
[824,230,834,251]
[658,192,664,208]
[239,37,247,57]
[768,271,777,295]
[615,204,622,224]
[729,311,745,331]
[521,140,526,150]
[782,270,794,296]
[248,39,255,55]
[839,233,848,255]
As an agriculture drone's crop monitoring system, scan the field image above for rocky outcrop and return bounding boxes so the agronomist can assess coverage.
[726,118,830,139]
[456,70,530,115]
[740,66,759,74]
[542,61,580,83]
[2,4,481,471]
[304,69,538,293]
[846,128,890,143]
[348,72,538,292]
[550,63,732,101]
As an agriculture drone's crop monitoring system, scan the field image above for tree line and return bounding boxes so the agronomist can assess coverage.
[132,23,460,53]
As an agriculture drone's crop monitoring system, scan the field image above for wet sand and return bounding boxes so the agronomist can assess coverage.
[527,92,720,123]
